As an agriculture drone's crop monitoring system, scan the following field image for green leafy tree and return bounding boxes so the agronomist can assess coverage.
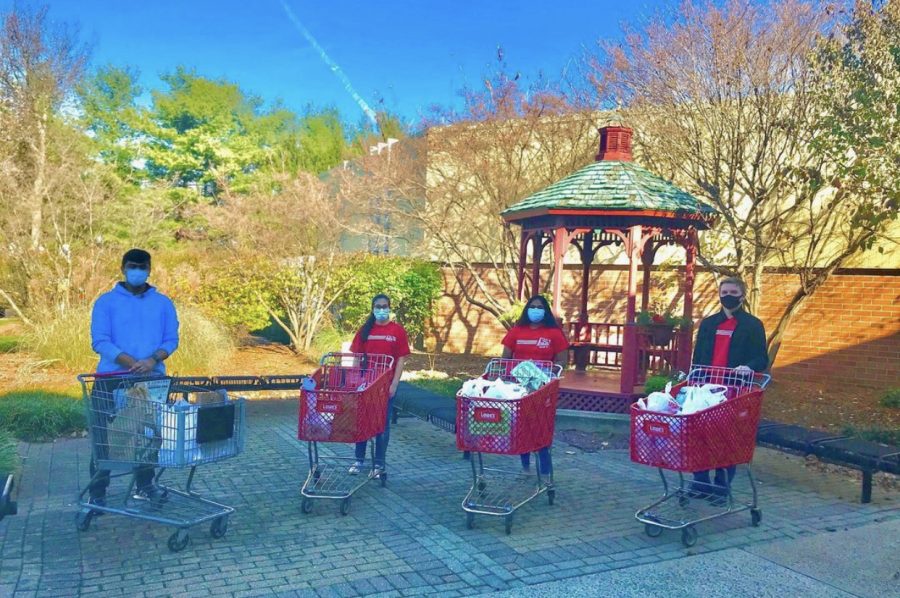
[141,67,301,193]
[77,65,146,180]
[330,254,442,342]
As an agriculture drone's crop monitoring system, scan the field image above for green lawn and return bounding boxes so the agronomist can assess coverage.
[0,429,18,476]
[842,425,900,446]
[0,390,85,442]
[406,376,464,398]
[0,335,20,353]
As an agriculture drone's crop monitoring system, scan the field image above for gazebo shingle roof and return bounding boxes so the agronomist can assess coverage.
[502,160,716,221]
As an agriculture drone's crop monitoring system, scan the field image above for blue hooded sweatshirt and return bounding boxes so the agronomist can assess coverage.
[90,283,179,374]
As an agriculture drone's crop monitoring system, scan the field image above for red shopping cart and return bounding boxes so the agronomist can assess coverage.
[631,365,771,546]
[298,352,393,515]
[456,358,561,534]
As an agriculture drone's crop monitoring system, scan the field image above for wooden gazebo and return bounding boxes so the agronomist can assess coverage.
[501,126,716,412]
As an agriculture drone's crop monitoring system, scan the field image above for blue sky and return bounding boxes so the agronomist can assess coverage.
[4,1,663,126]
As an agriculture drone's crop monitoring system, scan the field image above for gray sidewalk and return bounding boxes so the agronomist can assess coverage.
[485,518,900,597]
[0,397,897,597]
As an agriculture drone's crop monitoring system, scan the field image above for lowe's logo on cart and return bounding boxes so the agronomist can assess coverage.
[474,407,502,423]
[317,401,342,414]
[645,421,670,436]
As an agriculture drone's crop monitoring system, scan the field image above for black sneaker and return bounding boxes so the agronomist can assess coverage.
[133,485,161,501]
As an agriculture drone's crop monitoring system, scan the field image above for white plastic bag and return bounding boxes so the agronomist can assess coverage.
[158,403,199,466]
[679,384,729,414]
[645,391,676,413]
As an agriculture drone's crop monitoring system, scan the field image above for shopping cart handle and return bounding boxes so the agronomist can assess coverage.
[93,370,134,378]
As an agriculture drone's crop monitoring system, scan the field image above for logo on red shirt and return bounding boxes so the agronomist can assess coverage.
[536,337,550,349]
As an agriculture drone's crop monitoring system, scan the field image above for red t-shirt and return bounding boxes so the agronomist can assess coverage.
[350,321,411,363]
[711,316,739,367]
[501,325,569,362]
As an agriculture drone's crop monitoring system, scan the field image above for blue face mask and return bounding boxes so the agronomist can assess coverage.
[125,268,149,287]
[373,308,390,322]
[527,308,545,323]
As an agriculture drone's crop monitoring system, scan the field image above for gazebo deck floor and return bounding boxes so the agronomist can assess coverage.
[558,367,640,414]
[560,368,622,393]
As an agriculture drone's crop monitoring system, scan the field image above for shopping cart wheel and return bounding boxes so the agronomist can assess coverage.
[466,512,475,530]
[75,509,92,532]
[380,472,388,487]
[547,488,556,505]
[504,514,513,535]
[167,529,190,552]
[644,523,663,538]
[301,497,314,514]
[750,508,762,527]
[477,480,487,492]
[678,494,690,507]
[681,526,698,547]
[340,497,352,516]
[210,516,228,539]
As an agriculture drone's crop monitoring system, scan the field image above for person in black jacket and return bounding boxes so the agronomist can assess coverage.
[690,276,768,502]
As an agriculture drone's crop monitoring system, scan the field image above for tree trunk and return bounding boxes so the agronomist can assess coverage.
[29,121,48,250]
[765,287,810,367]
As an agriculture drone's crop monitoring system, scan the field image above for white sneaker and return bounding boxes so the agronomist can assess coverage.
[348,461,365,475]
[373,464,386,478]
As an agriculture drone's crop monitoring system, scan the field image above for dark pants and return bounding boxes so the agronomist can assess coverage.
[355,394,395,468]
[521,447,553,476]
[692,466,736,496]
[88,377,156,499]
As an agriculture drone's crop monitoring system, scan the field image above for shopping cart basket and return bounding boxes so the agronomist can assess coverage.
[75,373,246,552]
[631,365,771,546]
[298,352,394,515]
[457,358,561,534]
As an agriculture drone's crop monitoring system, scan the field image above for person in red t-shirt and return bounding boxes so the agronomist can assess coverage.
[690,277,768,503]
[348,294,411,477]
[500,295,569,477]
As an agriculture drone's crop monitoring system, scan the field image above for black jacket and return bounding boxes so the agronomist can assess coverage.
[693,309,768,372]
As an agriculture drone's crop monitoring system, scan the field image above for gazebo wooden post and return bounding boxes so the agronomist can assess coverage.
[516,230,529,301]
[580,230,594,323]
[620,225,642,394]
[677,230,698,371]
[529,231,543,299]
[550,227,568,316]
[640,239,656,313]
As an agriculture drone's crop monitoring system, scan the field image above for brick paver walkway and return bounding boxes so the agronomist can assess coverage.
[1,394,897,597]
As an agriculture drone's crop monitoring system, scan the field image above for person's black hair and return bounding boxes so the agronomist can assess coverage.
[360,294,391,342]
[516,295,560,328]
[122,248,151,267]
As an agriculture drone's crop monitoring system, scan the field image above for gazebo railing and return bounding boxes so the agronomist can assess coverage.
[636,332,680,385]
[567,321,681,382]
[568,322,625,369]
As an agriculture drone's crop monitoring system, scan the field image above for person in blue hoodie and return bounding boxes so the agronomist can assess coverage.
[87,248,179,509]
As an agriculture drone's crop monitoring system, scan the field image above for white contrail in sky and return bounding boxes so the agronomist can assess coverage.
[279,0,379,127]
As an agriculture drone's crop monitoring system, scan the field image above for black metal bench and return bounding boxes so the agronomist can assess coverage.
[391,382,458,433]
[756,419,900,503]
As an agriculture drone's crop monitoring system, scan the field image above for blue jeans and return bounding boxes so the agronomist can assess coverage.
[520,447,553,475]
[355,394,395,468]
[692,466,736,495]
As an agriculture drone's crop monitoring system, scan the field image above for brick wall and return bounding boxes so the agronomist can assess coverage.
[427,266,900,389]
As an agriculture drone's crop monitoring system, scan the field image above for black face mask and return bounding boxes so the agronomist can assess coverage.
[720,295,742,310]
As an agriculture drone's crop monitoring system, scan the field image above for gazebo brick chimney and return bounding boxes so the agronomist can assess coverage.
[596,126,633,162]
